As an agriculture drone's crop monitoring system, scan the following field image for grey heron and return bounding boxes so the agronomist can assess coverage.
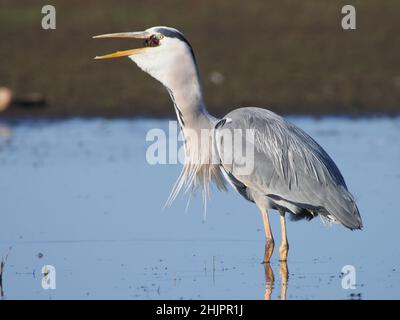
[94,26,363,262]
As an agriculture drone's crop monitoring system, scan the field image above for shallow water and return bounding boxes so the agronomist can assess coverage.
[0,116,399,300]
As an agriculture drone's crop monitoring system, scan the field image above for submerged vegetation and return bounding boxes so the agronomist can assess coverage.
[0,247,12,298]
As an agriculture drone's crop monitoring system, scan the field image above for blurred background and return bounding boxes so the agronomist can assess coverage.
[1,0,399,118]
[1,1,400,300]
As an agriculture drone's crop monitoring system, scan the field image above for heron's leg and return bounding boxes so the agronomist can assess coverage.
[263,263,275,300]
[279,261,288,300]
[279,208,289,262]
[261,209,274,263]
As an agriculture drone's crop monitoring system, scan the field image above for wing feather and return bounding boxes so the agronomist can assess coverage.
[215,107,362,229]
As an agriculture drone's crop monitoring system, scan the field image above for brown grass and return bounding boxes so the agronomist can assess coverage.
[0,0,399,117]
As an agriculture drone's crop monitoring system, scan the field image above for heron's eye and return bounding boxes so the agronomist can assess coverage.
[144,34,163,47]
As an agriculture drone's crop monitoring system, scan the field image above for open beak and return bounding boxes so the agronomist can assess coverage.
[93,31,150,60]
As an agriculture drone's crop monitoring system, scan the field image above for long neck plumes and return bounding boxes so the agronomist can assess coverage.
[165,63,226,208]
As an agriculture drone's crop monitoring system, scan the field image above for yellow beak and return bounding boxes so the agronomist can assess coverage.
[93,31,150,60]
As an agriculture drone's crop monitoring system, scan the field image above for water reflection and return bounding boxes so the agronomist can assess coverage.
[0,278,3,299]
[0,124,11,139]
[264,263,274,300]
[0,247,11,300]
[0,117,399,299]
[264,262,289,300]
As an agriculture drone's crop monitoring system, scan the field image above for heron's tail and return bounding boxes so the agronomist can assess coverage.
[323,185,363,230]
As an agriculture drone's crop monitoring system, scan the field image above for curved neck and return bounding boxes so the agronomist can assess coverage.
[165,63,216,130]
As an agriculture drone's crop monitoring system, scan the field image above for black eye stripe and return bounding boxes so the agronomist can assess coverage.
[154,28,196,63]
[154,28,190,47]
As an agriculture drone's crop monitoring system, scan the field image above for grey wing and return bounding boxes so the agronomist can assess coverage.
[215,107,362,230]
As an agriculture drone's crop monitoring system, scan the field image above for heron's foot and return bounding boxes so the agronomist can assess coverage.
[279,243,289,262]
[262,239,275,263]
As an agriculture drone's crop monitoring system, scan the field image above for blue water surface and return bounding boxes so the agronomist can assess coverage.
[0,116,399,299]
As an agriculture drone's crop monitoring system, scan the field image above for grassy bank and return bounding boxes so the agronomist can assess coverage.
[0,0,399,118]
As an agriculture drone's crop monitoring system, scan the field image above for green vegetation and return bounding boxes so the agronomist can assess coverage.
[0,0,399,117]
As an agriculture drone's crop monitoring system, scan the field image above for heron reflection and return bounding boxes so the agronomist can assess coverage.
[264,262,288,300]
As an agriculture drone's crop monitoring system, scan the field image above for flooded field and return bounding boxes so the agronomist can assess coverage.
[0,116,399,299]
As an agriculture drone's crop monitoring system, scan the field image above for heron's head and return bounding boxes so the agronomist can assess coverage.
[94,26,198,90]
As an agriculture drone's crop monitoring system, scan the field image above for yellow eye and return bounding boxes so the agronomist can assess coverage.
[155,33,164,40]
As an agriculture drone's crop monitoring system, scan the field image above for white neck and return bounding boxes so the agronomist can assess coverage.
[164,58,226,207]
[165,65,216,131]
